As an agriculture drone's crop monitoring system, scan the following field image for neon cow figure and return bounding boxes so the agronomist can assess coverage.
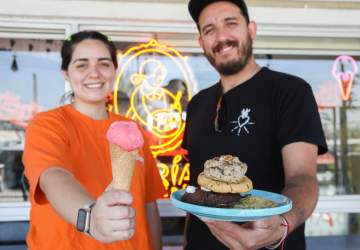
[332,55,358,101]
[126,59,183,150]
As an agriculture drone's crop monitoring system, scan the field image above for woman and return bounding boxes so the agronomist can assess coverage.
[23,31,165,250]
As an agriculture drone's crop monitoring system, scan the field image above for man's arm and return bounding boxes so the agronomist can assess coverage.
[203,141,319,249]
[146,201,162,250]
[281,141,319,231]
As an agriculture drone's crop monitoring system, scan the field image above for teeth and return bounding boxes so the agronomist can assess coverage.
[86,83,103,88]
[220,46,233,53]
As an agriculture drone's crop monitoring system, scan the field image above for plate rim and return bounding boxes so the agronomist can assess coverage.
[170,188,292,220]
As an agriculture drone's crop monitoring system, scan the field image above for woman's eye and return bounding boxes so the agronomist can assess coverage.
[75,64,86,69]
[100,63,110,68]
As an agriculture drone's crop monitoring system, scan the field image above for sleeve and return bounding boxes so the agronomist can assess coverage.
[22,112,73,204]
[142,133,166,202]
[276,80,328,155]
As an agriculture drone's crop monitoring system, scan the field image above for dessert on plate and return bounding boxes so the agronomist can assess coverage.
[182,155,253,208]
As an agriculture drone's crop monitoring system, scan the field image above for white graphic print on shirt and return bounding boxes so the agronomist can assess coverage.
[230,108,255,136]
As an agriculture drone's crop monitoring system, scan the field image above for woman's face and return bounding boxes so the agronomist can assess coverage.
[64,39,116,106]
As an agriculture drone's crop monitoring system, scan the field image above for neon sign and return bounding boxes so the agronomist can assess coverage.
[332,55,358,101]
[158,155,190,195]
[113,39,197,197]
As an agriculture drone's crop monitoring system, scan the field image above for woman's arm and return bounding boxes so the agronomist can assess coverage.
[39,167,94,224]
[146,201,162,250]
[40,167,135,243]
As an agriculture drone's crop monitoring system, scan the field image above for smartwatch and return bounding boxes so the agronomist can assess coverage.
[76,202,95,235]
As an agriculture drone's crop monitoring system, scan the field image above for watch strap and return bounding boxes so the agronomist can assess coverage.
[85,202,96,235]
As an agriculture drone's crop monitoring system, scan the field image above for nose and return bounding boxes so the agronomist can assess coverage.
[88,65,101,78]
[214,27,230,43]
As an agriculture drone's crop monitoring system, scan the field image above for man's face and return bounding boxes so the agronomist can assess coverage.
[198,1,256,75]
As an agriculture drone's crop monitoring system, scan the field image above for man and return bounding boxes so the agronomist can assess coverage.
[182,1,328,249]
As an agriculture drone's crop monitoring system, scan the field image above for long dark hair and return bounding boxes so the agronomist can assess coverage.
[61,30,118,70]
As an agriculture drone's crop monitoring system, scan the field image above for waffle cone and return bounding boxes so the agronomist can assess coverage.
[109,143,137,191]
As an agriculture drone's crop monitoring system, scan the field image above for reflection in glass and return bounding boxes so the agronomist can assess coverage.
[113,42,360,197]
[0,163,4,192]
[257,55,360,196]
[306,212,360,237]
[113,40,195,197]
[185,53,360,197]
[0,38,63,202]
[1,37,359,205]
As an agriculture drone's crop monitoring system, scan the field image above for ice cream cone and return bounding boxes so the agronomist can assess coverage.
[106,121,144,191]
[109,143,138,191]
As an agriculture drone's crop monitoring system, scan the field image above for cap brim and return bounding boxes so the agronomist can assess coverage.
[188,0,249,23]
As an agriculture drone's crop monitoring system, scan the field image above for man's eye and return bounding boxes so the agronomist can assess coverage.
[228,22,238,27]
[203,28,214,35]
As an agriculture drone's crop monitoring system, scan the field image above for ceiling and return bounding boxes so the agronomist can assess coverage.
[69,0,360,9]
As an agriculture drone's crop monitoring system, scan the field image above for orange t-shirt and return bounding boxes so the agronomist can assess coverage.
[23,105,165,250]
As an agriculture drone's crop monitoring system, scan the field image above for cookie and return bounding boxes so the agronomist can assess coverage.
[197,172,253,193]
[204,155,248,183]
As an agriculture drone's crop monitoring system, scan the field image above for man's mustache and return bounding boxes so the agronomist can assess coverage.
[213,40,238,53]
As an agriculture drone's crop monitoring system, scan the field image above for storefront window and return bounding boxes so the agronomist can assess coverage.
[0,38,63,202]
[112,40,360,199]
[306,212,360,236]
[112,44,359,238]
[260,55,360,196]
[113,40,215,197]
[1,38,359,238]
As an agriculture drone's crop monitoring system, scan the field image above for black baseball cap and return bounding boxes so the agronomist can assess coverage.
[188,0,250,24]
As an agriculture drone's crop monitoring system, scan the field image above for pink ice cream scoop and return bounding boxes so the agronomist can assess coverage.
[106,121,144,152]
[107,121,144,191]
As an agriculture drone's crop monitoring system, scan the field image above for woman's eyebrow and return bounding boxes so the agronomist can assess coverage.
[72,57,112,63]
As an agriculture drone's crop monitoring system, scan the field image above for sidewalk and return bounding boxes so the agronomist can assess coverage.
[1,235,359,250]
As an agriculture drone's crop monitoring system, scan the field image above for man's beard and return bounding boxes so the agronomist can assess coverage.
[205,34,253,76]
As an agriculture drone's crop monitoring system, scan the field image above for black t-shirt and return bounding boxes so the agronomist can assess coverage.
[182,67,327,250]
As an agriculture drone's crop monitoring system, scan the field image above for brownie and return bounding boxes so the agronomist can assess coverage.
[182,188,247,208]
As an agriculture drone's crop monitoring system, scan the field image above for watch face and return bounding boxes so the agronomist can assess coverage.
[76,208,87,232]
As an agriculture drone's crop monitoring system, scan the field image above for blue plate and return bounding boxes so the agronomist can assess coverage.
[170,189,292,221]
